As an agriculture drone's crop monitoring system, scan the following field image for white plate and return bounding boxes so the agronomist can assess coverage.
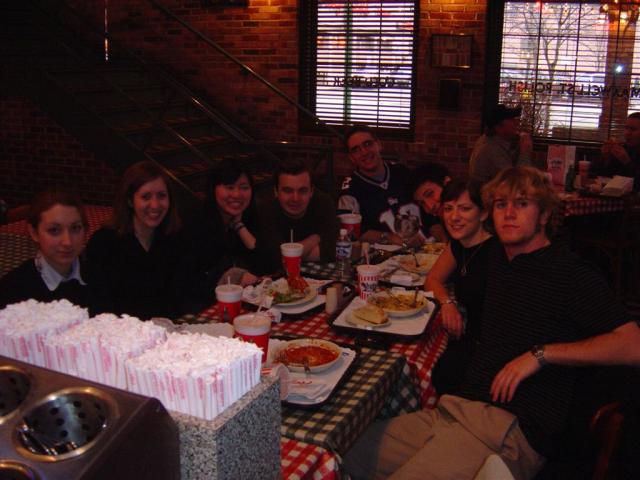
[273,338,342,373]
[272,286,318,307]
[332,296,436,337]
[346,311,391,329]
[367,291,428,318]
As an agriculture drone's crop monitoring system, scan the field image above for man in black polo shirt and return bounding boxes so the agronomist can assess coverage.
[255,159,339,274]
[343,166,640,480]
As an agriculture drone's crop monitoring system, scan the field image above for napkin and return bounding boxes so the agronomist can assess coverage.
[602,175,634,197]
[390,272,414,286]
[287,376,332,401]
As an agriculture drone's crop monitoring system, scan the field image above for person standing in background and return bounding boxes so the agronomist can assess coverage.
[470,105,533,184]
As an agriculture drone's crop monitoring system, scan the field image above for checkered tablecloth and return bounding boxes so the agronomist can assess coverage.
[0,233,37,278]
[559,193,625,217]
[281,438,339,480]
[0,205,112,238]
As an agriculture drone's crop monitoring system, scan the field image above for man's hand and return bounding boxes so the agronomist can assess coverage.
[608,142,632,165]
[441,303,464,338]
[490,351,541,403]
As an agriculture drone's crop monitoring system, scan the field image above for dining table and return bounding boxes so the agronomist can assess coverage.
[0,206,449,479]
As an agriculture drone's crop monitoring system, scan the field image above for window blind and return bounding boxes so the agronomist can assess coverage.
[498,1,640,142]
[302,0,418,130]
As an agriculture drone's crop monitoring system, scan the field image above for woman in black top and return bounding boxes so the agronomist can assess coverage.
[86,161,184,319]
[0,190,89,309]
[181,159,261,312]
[425,180,495,395]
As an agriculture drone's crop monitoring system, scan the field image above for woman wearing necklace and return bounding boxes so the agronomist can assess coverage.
[425,180,496,395]
[86,161,184,319]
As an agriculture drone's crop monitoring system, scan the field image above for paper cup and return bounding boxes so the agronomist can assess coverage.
[234,313,271,362]
[339,213,362,240]
[578,160,591,184]
[281,242,303,278]
[215,284,243,323]
[357,264,380,300]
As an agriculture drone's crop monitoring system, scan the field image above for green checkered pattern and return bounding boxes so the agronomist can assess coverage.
[280,347,419,456]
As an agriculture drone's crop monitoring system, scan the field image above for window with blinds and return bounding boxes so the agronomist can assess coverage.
[498,1,640,143]
[299,0,419,132]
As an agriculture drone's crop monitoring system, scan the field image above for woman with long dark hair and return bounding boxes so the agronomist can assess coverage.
[181,159,260,311]
[86,161,184,319]
[425,179,496,395]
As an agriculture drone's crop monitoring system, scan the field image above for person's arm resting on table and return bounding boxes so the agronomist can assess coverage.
[424,244,464,338]
[491,321,640,403]
[300,234,321,262]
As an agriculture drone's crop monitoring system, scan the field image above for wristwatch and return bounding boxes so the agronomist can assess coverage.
[531,344,546,367]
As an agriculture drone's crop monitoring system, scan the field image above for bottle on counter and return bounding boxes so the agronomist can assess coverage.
[335,228,352,281]
[564,165,576,193]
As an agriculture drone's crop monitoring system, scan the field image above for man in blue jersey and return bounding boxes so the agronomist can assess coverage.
[343,166,640,480]
[338,126,424,246]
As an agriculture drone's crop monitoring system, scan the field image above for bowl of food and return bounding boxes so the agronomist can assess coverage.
[367,291,428,317]
[274,339,341,373]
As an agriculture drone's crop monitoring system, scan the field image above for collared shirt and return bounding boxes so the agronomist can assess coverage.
[35,252,86,292]
[469,134,532,184]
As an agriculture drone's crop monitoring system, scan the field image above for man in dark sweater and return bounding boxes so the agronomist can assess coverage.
[599,112,640,190]
[343,166,640,480]
[255,159,339,274]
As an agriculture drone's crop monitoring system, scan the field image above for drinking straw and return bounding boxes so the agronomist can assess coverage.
[364,246,370,265]
[290,229,293,242]
[227,275,231,285]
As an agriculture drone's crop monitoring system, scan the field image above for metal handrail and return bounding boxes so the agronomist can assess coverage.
[146,0,344,141]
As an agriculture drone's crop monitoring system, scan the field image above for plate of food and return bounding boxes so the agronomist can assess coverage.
[367,291,428,317]
[396,253,439,274]
[268,277,318,307]
[422,242,446,255]
[273,338,342,373]
[346,304,390,328]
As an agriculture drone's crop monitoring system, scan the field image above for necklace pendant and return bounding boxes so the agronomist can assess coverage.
[460,266,467,276]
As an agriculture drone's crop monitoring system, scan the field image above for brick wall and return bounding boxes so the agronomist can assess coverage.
[2,0,488,205]
[0,97,117,208]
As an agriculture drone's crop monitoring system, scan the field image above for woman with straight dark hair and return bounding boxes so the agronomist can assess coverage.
[181,159,260,312]
[86,161,184,319]
[0,190,89,308]
[425,179,496,395]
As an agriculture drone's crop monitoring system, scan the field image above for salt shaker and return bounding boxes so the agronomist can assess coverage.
[325,287,338,314]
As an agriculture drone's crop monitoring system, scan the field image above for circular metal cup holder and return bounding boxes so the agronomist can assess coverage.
[0,461,39,480]
[0,367,31,421]
[15,387,117,462]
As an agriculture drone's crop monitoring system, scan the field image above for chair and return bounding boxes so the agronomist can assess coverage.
[573,194,640,298]
[590,401,626,480]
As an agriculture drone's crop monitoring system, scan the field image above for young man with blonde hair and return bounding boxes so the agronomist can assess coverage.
[344,166,640,480]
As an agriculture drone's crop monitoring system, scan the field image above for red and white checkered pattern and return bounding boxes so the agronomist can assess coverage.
[0,205,112,238]
[281,438,338,480]
[560,194,625,217]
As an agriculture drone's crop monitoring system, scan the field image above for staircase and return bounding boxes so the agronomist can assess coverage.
[1,0,335,201]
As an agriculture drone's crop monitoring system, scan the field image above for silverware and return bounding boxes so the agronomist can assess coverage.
[411,289,419,308]
[302,357,311,375]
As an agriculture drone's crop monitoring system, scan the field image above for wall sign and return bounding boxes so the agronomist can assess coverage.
[431,34,473,69]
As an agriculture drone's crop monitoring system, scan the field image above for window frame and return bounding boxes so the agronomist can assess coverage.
[485,0,638,146]
[298,0,420,138]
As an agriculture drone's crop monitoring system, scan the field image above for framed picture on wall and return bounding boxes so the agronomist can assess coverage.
[431,34,473,69]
